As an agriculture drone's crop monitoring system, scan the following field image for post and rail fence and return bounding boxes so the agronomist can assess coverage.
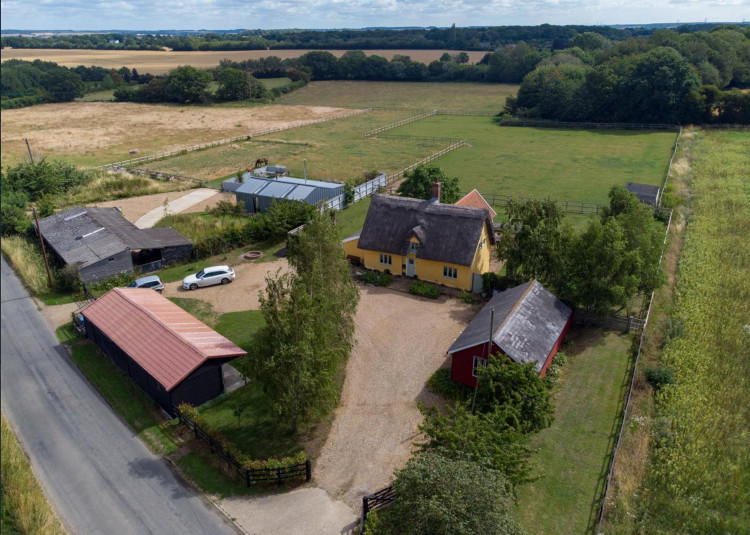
[173,405,311,486]
[360,485,396,533]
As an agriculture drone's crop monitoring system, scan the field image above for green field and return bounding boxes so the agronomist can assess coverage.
[137,109,444,181]
[515,329,632,535]
[75,89,115,102]
[388,116,677,203]
[632,129,750,533]
[277,81,518,111]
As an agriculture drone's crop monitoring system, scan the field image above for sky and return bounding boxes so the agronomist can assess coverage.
[1,0,748,32]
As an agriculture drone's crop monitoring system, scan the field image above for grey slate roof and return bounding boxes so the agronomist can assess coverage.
[356,194,494,267]
[447,280,572,372]
[36,206,191,268]
[625,182,660,206]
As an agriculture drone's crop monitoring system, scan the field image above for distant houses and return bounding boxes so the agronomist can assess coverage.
[447,280,573,388]
[35,206,192,282]
[343,188,495,293]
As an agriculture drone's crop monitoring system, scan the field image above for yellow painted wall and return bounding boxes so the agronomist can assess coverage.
[342,224,492,292]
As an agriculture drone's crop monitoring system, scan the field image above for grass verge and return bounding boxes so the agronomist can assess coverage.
[514,328,633,535]
[1,415,67,535]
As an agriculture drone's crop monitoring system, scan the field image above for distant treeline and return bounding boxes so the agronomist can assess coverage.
[0,24,660,51]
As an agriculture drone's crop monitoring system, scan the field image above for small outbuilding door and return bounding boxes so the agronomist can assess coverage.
[406,258,416,277]
[472,272,484,294]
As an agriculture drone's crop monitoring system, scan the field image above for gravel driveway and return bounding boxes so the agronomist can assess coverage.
[314,284,478,507]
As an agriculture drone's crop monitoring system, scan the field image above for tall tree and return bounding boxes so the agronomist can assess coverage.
[164,65,212,104]
[396,165,461,204]
[251,210,359,432]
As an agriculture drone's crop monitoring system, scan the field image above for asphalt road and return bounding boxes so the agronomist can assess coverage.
[0,257,239,535]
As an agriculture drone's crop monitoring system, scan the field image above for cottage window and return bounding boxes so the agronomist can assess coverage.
[479,238,486,250]
[408,242,419,254]
[472,356,487,377]
[443,266,458,279]
[380,254,392,266]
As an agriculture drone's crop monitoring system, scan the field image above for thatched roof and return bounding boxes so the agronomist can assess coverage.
[357,194,494,267]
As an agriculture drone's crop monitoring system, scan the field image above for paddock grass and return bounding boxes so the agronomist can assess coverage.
[75,89,115,102]
[388,116,677,203]
[514,328,633,535]
[1,415,67,535]
[261,77,293,90]
[277,81,518,111]
[135,109,444,181]
[632,128,750,534]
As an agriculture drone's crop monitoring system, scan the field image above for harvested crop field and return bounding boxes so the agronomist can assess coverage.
[1,49,489,76]
[1,102,348,167]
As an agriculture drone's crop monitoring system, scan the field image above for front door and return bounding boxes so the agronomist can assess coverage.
[406,258,416,277]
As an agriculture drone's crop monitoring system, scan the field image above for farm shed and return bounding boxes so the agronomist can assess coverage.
[36,206,192,282]
[447,280,573,388]
[81,288,247,415]
[625,182,661,206]
[232,175,344,213]
[343,193,495,292]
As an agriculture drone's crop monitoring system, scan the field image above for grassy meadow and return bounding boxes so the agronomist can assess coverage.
[136,109,445,181]
[514,329,632,535]
[388,115,677,203]
[277,80,518,111]
[629,129,750,533]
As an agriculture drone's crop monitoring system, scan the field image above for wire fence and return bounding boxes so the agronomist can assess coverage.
[499,119,680,131]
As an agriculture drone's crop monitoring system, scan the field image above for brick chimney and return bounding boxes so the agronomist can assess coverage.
[430,180,441,203]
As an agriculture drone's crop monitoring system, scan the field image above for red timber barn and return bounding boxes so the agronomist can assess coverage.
[447,280,573,388]
[81,288,247,415]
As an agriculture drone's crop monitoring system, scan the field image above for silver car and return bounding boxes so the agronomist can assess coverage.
[182,265,235,290]
[127,275,165,293]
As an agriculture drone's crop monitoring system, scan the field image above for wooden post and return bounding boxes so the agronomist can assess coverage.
[32,208,53,288]
[245,469,251,487]
[25,138,34,163]
[627,315,633,333]
[305,459,312,481]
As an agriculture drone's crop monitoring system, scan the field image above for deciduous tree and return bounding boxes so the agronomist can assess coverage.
[396,165,461,204]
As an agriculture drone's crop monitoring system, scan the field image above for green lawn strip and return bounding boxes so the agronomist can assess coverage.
[75,89,115,102]
[335,196,372,238]
[214,309,265,351]
[389,116,677,203]
[37,290,79,306]
[277,80,519,111]
[136,110,444,182]
[168,297,219,327]
[56,324,177,455]
[514,329,632,535]
[173,452,260,497]
[261,77,293,90]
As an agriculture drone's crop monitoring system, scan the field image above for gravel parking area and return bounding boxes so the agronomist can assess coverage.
[314,284,478,507]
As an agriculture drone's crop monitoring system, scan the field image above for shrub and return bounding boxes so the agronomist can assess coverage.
[426,368,473,402]
[644,365,676,390]
[409,281,440,298]
[544,352,567,384]
[209,200,243,217]
[360,270,392,287]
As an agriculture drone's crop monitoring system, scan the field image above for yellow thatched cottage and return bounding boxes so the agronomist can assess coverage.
[343,187,495,293]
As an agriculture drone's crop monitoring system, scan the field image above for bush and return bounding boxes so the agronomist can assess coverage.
[426,368,473,402]
[644,365,676,390]
[409,281,440,299]
[360,270,392,287]
[544,352,567,384]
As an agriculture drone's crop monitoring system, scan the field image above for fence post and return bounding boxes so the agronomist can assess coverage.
[627,315,633,333]
[277,467,283,485]
[305,459,312,481]
[361,496,370,534]
[245,469,251,487]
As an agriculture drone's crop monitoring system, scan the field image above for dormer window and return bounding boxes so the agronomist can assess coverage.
[408,241,419,254]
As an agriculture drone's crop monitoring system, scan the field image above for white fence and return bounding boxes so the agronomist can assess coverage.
[322,173,388,211]
[363,110,438,138]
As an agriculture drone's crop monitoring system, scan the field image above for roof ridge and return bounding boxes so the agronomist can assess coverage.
[494,280,536,342]
[112,288,208,360]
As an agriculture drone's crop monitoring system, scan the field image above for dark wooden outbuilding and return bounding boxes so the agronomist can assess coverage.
[447,280,573,388]
[625,182,661,206]
[81,288,246,415]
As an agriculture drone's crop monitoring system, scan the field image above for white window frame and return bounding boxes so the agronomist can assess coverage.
[380,253,392,266]
[408,241,419,254]
[472,356,487,377]
[443,266,458,279]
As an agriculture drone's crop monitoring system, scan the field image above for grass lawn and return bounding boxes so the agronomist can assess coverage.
[137,109,444,182]
[388,116,677,203]
[76,89,116,102]
[277,81,518,111]
[214,309,265,351]
[261,77,293,90]
[514,328,632,535]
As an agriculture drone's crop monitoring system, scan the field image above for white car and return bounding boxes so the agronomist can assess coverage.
[183,265,235,290]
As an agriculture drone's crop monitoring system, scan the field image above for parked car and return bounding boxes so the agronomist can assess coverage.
[183,265,235,290]
[127,275,165,293]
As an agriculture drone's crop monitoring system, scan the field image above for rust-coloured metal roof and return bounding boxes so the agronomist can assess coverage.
[81,288,247,391]
[456,189,497,220]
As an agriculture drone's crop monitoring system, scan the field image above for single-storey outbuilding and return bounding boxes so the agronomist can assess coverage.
[229,175,344,213]
[81,288,247,415]
[625,182,661,206]
[36,206,192,282]
[447,280,573,388]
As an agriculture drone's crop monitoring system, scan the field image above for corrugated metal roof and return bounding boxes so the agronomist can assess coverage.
[448,281,571,372]
[236,178,271,195]
[260,181,296,199]
[286,185,316,201]
[81,288,247,391]
[276,176,343,189]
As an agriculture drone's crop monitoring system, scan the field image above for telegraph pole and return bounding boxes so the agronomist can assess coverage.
[32,207,53,288]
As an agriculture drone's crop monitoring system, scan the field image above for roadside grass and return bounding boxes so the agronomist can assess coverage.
[277,81,518,111]
[57,171,192,208]
[1,236,54,297]
[1,415,67,535]
[514,328,633,535]
[632,128,750,533]
[388,116,677,203]
[135,110,444,182]
[75,89,115,102]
